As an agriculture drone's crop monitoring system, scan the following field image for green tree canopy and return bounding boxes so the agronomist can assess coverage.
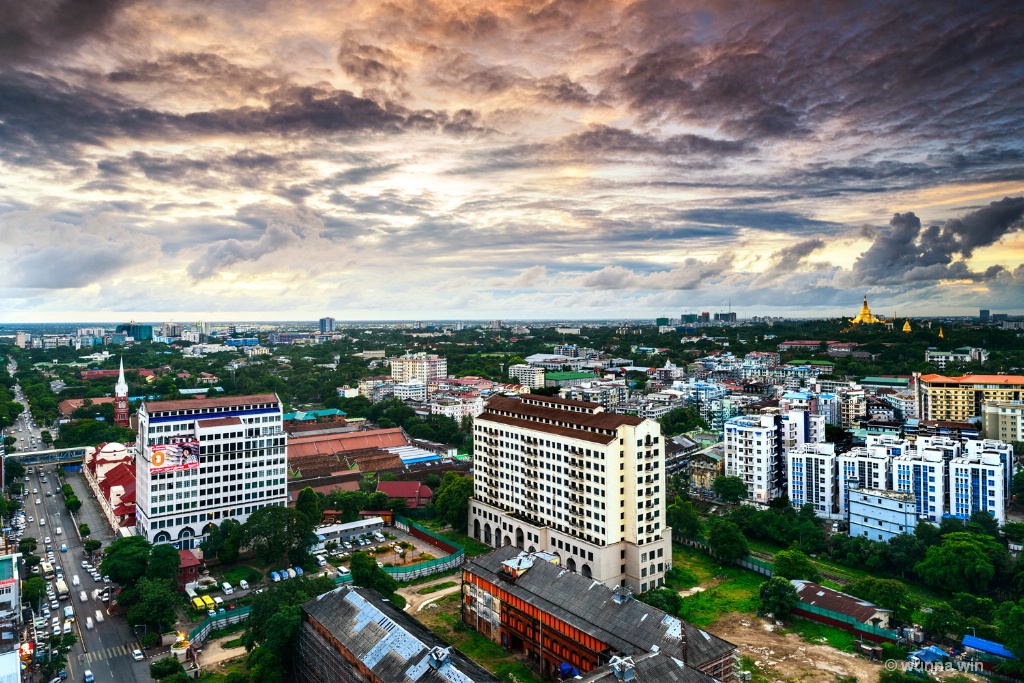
[350,551,398,598]
[914,532,1002,593]
[100,536,153,586]
[125,578,179,631]
[772,547,821,583]
[295,487,322,527]
[433,471,474,533]
[667,498,701,539]
[712,475,747,503]
[4,459,25,486]
[201,518,244,564]
[241,505,314,565]
[846,577,918,624]
[759,576,799,620]
[707,519,748,564]
[146,543,182,582]
[22,576,47,607]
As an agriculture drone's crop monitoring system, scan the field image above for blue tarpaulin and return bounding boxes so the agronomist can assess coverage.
[962,635,1015,659]
[559,662,580,678]
[908,645,947,663]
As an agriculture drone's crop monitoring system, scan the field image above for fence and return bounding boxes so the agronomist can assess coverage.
[674,536,773,577]
[386,516,465,581]
[188,606,253,647]
[793,602,899,642]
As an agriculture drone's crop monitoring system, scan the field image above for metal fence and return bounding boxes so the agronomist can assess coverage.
[795,601,899,640]
[387,516,465,581]
[188,606,253,647]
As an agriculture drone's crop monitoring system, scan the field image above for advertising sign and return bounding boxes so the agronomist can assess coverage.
[150,440,200,473]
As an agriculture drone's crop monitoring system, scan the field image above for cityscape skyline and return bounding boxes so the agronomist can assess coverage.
[2,1,1023,323]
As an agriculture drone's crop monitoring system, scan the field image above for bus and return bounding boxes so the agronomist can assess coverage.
[41,562,55,580]
[55,579,69,600]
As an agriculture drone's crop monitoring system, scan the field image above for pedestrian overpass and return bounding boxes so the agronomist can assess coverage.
[3,447,89,466]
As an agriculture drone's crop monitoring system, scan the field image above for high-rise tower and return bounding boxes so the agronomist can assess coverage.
[114,357,130,427]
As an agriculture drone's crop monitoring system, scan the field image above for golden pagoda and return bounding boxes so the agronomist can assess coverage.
[902,319,912,333]
[849,294,881,324]
[939,327,944,339]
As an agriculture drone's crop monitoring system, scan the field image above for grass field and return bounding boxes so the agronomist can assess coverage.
[671,545,763,628]
[416,580,457,594]
[783,618,858,652]
[417,519,490,556]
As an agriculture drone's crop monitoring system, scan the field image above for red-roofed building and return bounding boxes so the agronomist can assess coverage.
[82,443,137,531]
[176,549,203,591]
[916,372,1024,421]
[376,481,433,509]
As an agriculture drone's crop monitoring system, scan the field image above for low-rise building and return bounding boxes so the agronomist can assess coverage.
[0,554,21,625]
[176,549,203,591]
[393,380,427,402]
[848,488,919,542]
[790,580,892,636]
[297,585,500,683]
[462,547,737,682]
[925,346,989,369]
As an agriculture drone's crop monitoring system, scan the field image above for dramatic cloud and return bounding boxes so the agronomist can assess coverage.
[1,0,1023,321]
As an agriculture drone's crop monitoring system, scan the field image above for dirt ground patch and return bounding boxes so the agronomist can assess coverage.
[709,612,979,683]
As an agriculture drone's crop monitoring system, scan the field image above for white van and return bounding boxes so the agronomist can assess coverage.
[221,582,233,595]
[213,596,224,607]
[72,576,79,587]
[238,580,249,591]
[85,617,94,630]
[93,610,104,623]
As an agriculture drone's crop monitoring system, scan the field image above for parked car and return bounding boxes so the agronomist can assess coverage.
[238,580,249,590]
[131,649,143,661]
[269,572,280,582]
[221,582,233,595]
[294,567,303,577]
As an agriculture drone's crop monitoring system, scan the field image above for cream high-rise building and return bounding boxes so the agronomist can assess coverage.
[469,394,670,593]
[389,352,448,383]
[916,373,1024,422]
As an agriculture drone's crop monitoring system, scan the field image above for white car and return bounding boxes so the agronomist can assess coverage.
[62,621,71,634]
[32,489,37,494]
[35,499,41,505]
[132,649,143,661]
[94,610,104,623]
[27,517,34,523]
[49,600,58,610]
[80,561,89,569]
[39,519,45,526]
[44,536,51,544]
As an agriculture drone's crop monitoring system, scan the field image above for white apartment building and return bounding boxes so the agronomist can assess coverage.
[964,439,1013,501]
[893,448,946,523]
[560,379,630,407]
[508,364,545,389]
[925,346,989,369]
[135,393,288,549]
[950,451,1006,522]
[430,395,484,419]
[389,353,448,383]
[787,443,837,516]
[393,380,427,402]
[835,436,910,515]
[469,394,670,594]
[724,414,782,504]
[849,488,919,542]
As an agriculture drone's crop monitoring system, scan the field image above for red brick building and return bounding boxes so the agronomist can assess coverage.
[462,547,737,682]
[176,549,203,591]
[375,480,433,509]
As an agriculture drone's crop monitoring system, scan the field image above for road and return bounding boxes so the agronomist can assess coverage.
[9,365,153,683]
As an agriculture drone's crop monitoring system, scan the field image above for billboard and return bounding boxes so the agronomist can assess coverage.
[149,440,200,473]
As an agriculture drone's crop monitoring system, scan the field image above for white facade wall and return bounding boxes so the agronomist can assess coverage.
[950,452,1006,523]
[136,395,288,549]
[508,364,545,389]
[724,414,781,503]
[469,396,670,593]
[787,443,837,516]
[389,353,448,383]
[893,450,945,523]
[848,489,919,542]
[393,380,428,402]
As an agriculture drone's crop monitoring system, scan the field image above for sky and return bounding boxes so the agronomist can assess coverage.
[2,0,1024,323]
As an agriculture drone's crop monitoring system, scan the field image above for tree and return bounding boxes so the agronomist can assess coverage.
[84,539,102,553]
[772,547,821,582]
[914,532,1001,593]
[40,430,53,446]
[78,523,91,537]
[658,407,708,437]
[64,496,82,513]
[242,506,314,565]
[922,601,965,640]
[3,459,24,486]
[967,509,1000,538]
[295,487,321,527]
[824,424,849,444]
[712,475,747,503]
[1013,471,1024,502]
[433,472,474,533]
[247,646,283,683]
[100,536,153,586]
[706,519,748,565]
[126,578,179,631]
[150,656,185,680]
[147,543,181,582]
[846,577,918,624]
[759,576,799,619]
[885,533,925,578]
[22,576,47,607]
[201,518,244,563]
[997,600,1024,659]
[914,520,942,547]
[351,552,397,593]
[667,498,701,539]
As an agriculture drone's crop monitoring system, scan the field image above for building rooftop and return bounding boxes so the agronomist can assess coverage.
[196,416,243,428]
[303,584,501,682]
[791,580,890,624]
[920,374,1024,385]
[573,651,717,683]
[545,371,599,380]
[465,547,735,668]
[143,393,279,412]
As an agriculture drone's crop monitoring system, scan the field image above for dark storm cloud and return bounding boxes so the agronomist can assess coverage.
[561,124,746,157]
[187,221,313,280]
[0,0,129,66]
[849,197,1024,285]
[672,208,840,235]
